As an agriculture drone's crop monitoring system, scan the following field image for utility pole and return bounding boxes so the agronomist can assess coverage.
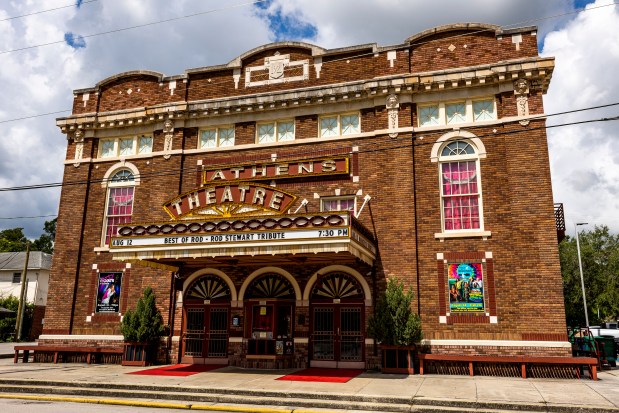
[575,223,589,328]
[14,242,30,341]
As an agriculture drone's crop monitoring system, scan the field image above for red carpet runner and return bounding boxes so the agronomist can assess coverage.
[128,364,222,377]
[277,368,363,383]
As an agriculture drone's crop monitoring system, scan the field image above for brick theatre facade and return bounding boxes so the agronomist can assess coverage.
[42,23,570,368]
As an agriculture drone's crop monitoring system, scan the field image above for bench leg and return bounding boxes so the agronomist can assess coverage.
[590,365,597,381]
[469,361,474,376]
[521,363,526,379]
[419,359,424,375]
[53,352,58,364]
[22,350,29,363]
[14,350,18,364]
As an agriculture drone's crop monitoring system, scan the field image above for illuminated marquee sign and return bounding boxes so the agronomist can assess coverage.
[164,183,297,220]
[202,156,349,184]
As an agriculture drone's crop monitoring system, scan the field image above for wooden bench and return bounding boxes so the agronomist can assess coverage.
[14,345,123,365]
[418,354,599,380]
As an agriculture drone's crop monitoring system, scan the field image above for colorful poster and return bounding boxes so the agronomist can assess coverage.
[447,263,485,313]
[96,272,122,313]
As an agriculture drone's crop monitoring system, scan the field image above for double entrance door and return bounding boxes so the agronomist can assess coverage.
[182,304,229,363]
[311,304,364,368]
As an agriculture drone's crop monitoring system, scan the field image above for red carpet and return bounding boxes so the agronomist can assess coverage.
[128,364,223,377]
[277,368,363,383]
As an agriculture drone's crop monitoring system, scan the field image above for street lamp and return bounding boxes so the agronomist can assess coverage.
[575,222,589,327]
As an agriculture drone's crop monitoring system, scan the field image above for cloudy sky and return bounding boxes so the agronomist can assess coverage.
[0,0,617,239]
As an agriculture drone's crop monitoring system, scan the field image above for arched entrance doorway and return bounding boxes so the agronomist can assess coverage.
[244,273,295,358]
[182,274,231,364]
[310,271,365,368]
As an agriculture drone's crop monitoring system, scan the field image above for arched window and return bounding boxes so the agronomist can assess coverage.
[439,140,483,232]
[103,169,135,246]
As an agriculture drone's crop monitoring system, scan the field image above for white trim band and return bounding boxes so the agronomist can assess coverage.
[421,339,571,348]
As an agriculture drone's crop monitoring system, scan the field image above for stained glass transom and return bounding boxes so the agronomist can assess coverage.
[186,275,231,301]
[311,272,364,300]
[473,100,495,121]
[446,102,466,124]
[320,117,338,137]
[138,136,153,154]
[441,141,475,157]
[246,273,295,299]
[419,105,440,126]
[341,115,360,135]
[258,123,276,143]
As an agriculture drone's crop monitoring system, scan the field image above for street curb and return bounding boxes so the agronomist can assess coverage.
[0,393,299,413]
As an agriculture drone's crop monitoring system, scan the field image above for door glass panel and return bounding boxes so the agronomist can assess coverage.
[312,307,334,360]
[184,308,205,357]
[207,307,228,357]
[339,307,362,361]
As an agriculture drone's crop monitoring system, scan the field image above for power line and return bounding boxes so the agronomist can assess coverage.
[0,110,617,194]
[0,0,269,55]
[0,2,615,125]
[0,215,57,220]
[0,0,98,22]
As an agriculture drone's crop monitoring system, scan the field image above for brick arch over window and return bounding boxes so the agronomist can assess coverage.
[238,267,301,302]
[303,265,371,306]
[101,161,141,187]
[430,130,486,163]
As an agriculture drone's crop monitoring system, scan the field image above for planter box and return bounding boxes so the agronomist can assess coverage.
[122,342,152,367]
[381,345,416,374]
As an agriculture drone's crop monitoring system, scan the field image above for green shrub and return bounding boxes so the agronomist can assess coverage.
[0,295,33,342]
[120,287,164,343]
[367,277,422,346]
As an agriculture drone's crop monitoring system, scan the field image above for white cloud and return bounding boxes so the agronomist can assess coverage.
[0,0,616,239]
[543,0,619,231]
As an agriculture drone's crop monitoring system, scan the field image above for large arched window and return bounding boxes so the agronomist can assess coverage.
[438,140,483,232]
[103,169,135,246]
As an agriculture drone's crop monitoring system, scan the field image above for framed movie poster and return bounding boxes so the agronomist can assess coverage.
[96,272,122,313]
[447,263,485,313]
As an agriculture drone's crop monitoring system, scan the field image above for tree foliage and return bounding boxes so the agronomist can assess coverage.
[560,225,619,326]
[0,295,34,342]
[367,278,423,346]
[0,218,57,254]
[120,287,165,343]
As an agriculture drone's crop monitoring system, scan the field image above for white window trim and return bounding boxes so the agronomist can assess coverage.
[100,163,140,247]
[198,125,236,149]
[318,112,360,138]
[256,120,295,144]
[320,195,357,216]
[98,135,153,159]
[418,97,496,127]
[434,136,490,240]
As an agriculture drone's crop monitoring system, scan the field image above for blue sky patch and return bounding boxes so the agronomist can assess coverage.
[254,1,317,41]
[76,0,84,8]
[574,0,596,8]
[64,32,86,49]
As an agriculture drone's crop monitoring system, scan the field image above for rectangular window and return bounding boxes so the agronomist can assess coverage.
[473,99,496,121]
[441,161,480,231]
[12,273,21,283]
[446,102,466,124]
[138,136,153,154]
[321,196,356,214]
[319,113,360,137]
[199,127,235,148]
[96,272,122,313]
[99,135,153,158]
[104,186,134,246]
[257,121,295,144]
[419,105,440,126]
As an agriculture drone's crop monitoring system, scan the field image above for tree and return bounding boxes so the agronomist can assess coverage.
[31,218,57,254]
[559,225,619,326]
[120,287,165,343]
[367,278,423,346]
[0,228,28,252]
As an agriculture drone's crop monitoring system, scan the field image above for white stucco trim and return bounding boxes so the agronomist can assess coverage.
[421,339,571,348]
[238,267,302,302]
[39,334,124,341]
[100,161,141,187]
[430,130,487,162]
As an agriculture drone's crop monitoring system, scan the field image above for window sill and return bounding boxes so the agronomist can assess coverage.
[435,231,491,241]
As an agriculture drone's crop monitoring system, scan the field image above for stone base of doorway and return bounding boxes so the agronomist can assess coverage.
[230,355,302,369]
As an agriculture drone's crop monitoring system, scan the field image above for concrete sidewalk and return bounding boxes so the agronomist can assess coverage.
[0,357,617,413]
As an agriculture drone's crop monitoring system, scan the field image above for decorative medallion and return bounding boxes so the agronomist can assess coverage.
[386,94,399,138]
[245,52,309,87]
[186,275,231,301]
[246,273,295,299]
[163,119,174,159]
[311,272,364,300]
[514,78,530,126]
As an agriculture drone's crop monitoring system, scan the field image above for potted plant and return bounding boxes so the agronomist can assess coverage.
[120,287,165,366]
[367,277,423,374]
